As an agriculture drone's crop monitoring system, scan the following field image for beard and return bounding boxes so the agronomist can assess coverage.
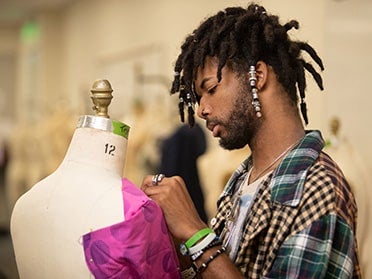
[218,81,261,150]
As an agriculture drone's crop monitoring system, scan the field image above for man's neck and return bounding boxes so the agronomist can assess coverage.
[249,119,305,178]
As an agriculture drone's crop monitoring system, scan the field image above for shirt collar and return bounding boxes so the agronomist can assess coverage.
[219,130,325,206]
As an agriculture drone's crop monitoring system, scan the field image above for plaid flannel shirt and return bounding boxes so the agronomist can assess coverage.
[211,130,361,278]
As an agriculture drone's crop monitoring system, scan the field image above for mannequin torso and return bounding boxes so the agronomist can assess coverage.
[10,115,130,279]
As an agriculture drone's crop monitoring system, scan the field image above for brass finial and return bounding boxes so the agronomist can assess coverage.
[90,79,113,118]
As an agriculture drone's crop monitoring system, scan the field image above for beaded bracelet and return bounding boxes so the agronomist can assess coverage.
[195,246,226,274]
[181,244,224,279]
[190,238,222,261]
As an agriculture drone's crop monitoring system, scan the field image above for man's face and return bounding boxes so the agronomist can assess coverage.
[194,57,260,150]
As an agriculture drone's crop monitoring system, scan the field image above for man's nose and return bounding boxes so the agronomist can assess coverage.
[197,103,209,119]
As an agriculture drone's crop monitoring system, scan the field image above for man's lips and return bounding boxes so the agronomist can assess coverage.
[207,122,220,137]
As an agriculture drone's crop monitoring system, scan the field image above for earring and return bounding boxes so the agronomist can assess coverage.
[249,65,262,118]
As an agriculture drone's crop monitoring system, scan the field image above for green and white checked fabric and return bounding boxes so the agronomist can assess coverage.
[211,130,361,278]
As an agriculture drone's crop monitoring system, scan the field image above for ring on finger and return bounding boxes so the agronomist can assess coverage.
[152,173,165,186]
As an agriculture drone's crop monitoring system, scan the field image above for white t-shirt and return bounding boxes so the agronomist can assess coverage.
[226,169,272,260]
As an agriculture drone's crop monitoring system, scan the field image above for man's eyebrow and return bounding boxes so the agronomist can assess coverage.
[199,77,213,90]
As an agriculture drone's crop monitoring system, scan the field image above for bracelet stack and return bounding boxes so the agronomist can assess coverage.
[180,228,225,278]
[179,227,213,256]
[191,234,221,259]
[196,246,226,273]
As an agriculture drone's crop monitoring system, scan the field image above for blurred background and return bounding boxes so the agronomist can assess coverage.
[0,0,371,278]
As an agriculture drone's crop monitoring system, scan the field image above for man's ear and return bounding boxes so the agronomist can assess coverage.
[255,61,269,90]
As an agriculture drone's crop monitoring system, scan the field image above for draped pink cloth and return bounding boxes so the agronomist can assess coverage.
[83,178,181,278]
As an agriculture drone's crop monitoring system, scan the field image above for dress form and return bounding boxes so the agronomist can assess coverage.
[10,80,130,279]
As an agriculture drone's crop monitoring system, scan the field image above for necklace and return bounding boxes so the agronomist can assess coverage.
[250,138,302,183]
[220,137,303,251]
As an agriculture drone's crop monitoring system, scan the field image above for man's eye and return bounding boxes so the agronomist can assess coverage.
[207,84,218,94]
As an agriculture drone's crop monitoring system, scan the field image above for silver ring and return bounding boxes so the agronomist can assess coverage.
[152,173,165,186]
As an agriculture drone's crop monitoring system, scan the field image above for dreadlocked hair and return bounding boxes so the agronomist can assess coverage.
[170,2,324,126]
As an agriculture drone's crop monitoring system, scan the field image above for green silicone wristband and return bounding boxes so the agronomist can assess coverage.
[185,228,214,248]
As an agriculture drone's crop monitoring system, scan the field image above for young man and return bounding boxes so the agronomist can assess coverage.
[141,3,361,278]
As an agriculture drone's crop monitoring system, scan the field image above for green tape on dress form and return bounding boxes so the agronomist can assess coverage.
[112,120,130,139]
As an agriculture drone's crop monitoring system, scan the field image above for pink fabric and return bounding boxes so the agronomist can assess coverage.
[83,178,181,278]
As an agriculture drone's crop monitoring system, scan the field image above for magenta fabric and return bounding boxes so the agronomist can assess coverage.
[83,178,181,278]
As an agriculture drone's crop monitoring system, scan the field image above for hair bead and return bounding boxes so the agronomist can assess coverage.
[248,65,262,118]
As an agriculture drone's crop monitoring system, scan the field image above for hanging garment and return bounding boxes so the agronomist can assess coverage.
[159,123,208,222]
[83,178,181,279]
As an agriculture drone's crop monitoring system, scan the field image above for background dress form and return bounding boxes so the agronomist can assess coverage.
[10,115,130,279]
